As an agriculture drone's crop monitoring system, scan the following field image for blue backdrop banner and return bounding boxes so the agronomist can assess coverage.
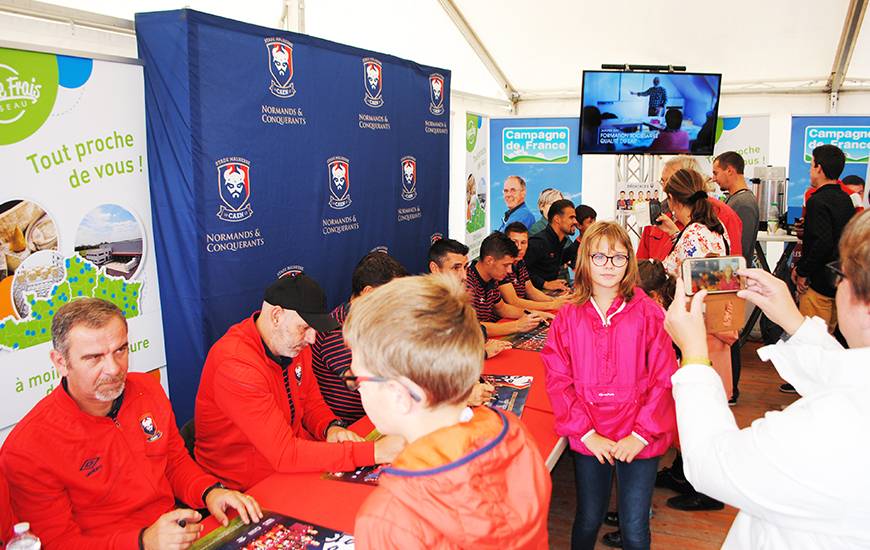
[788,115,870,222]
[489,117,582,236]
[136,10,450,423]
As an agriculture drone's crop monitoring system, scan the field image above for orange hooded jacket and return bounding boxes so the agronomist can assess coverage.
[354,407,551,549]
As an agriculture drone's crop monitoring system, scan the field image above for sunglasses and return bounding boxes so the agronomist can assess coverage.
[826,261,846,286]
[341,374,422,402]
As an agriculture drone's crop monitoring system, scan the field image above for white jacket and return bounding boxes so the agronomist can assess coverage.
[672,317,870,549]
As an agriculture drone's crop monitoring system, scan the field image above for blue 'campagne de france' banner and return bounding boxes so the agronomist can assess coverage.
[136,10,450,423]
[788,115,870,222]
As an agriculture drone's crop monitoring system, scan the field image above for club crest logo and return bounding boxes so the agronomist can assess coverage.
[327,156,352,210]
[428,73,445,115]
[400,156,418,201]
[362,57,383,108]
[265,38,295,98]
[430,232,443,244]
[216,158,253,222]
[139,413,163,442]
[295,364,303,385]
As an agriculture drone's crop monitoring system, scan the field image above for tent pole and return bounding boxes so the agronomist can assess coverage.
[436,0,517,105]
[826,0,868,111]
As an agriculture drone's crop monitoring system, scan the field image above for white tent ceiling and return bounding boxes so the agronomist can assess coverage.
[1,0,868,102]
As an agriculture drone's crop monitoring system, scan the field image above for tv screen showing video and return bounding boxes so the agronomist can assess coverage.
[579,71,721,155]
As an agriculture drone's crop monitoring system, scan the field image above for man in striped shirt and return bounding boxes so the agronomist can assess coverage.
[312,252,408,424]
[500,222,564,314]
[467,232,543,337]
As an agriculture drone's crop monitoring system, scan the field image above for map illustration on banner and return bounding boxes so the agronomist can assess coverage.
[0,46,166,434]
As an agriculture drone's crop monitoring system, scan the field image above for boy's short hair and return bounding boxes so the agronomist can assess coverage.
[351,252,409,296]
[428,238,469,268]
[812,145,846,181]
[503,221,529,237]
[344,274,482,406]
[575,204,597,225]
[479,232,518,261]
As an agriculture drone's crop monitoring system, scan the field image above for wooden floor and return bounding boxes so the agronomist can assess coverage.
[547,341,799,549]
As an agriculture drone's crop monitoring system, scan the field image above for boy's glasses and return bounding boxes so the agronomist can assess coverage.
[341,374,422,402]
[826,261,846,286]
[590,253,629,268]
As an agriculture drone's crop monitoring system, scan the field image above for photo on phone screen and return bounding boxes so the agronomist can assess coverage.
[681,256,746,295]
[649,202,662,225]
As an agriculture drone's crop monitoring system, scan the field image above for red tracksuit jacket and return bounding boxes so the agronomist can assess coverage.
[0,373,217,550]
[194,315,375,491]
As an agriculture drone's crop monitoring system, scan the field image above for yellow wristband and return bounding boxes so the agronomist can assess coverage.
[680,356,712,367]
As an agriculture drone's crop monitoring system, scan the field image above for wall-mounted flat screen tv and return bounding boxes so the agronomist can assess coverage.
[579,70,722,155]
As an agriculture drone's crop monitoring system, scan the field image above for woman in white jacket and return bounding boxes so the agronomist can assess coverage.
[664,209,870,549]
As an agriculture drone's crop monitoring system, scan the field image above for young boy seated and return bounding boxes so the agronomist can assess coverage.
[500,222,568,312]
[343,274,552,549]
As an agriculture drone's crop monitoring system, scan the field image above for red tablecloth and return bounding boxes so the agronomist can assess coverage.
[201,347,562,537]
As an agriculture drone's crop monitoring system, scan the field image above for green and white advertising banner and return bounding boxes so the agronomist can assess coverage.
[0,47,166,433]
[465,113,489,258]
[712,114,770,171]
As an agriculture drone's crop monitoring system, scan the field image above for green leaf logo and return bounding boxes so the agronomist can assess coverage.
[0,48,59,145]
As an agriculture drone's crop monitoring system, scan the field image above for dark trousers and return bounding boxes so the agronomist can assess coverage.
[571,451,659,550]
[731,342,741,399]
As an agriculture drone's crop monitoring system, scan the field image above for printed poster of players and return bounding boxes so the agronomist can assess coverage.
[191,512,354,550]
[481,374,533,417]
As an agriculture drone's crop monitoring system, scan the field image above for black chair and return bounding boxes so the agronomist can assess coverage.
[180,418,196,460]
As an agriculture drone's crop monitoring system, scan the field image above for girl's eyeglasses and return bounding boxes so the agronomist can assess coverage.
[341,374,422,402]
[590,253,629,268]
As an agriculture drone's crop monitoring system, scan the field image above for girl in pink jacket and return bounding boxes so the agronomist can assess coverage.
[542,222,677,550]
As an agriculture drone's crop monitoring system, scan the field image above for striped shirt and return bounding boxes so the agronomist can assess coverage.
[311,302,365,423]
[499,259,530,299]
[466,261,502,323]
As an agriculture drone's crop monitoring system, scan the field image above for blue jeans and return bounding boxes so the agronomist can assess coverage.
[571,451,659,550]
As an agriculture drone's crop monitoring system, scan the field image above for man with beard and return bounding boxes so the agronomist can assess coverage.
[1,298,261,550]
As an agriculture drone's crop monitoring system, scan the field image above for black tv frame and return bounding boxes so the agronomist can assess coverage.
[578,69,722,156]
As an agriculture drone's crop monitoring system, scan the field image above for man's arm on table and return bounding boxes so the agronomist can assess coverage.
[498,282,560,313]
[212,359,374,473]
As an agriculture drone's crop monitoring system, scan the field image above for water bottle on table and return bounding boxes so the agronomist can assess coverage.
[767,202,780,234]
[7,523,41,550]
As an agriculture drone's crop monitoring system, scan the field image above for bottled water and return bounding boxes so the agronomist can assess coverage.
[767,202,780,234]
[7,523,41,550]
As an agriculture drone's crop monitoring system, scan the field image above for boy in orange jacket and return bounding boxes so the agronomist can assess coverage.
[343,274,552,549]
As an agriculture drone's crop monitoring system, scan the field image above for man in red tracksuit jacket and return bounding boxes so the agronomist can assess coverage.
[194,273,403,491]
[0,298,261,550]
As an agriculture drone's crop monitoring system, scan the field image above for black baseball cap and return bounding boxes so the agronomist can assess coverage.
[263,273,339,332]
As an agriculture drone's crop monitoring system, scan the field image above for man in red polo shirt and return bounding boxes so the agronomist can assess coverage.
[195,273,403,491]
[1,298,261,550]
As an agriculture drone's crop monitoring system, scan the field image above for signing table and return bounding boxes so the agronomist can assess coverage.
[206,348,562,536]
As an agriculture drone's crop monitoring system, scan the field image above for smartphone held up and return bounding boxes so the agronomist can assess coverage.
[681,256,746,333]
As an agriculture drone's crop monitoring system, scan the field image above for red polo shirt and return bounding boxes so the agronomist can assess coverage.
[195,314,375,491]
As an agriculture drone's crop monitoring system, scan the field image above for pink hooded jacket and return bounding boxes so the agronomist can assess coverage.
[541,288,677,458]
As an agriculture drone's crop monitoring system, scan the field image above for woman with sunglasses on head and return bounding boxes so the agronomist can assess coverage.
[542,222,678,550]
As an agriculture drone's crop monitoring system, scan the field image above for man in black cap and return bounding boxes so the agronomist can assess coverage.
[194,273,404,491]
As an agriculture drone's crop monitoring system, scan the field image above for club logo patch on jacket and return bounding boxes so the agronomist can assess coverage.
[139,413,163,442]
[295,364,303,385]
